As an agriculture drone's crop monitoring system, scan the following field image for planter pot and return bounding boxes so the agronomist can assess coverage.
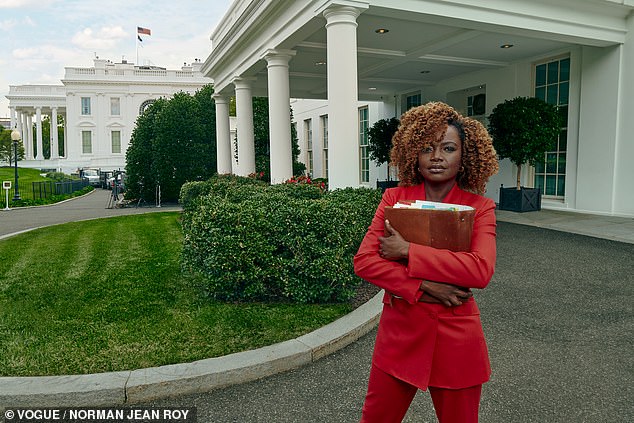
[499,187,541,212]
[377,180,399,192]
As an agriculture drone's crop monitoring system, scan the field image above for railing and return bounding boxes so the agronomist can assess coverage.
[9,179,89,202]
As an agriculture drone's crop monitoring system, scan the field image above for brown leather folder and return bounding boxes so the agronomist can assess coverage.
[383,206,475,252]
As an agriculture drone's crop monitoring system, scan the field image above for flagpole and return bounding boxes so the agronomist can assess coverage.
[136,27,139,65]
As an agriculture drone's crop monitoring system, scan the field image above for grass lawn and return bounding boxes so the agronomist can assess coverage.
[0,166,49,184]
[0,212,351,377]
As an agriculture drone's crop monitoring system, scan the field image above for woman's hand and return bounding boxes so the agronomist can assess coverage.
[420,280,473,307]
[378,219,410,260]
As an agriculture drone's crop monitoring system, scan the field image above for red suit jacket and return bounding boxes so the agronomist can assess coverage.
[354,183,496,390]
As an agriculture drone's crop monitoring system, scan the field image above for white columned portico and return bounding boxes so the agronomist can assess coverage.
[35,107,44,160]
[233,77,256,176]
[263,49,296,184]
[50,107,59,160]
[213,94,233,174]
[323,4,367,189]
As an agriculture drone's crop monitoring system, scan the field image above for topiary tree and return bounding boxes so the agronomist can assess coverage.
[488,96,564,190]
[368,117,399,180]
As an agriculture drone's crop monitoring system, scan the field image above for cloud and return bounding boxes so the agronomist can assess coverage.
[71,25,128,50]
[0,0,54,8]
[0,16,35,31]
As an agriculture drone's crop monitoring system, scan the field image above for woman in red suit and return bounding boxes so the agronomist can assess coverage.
[354,102,499,423]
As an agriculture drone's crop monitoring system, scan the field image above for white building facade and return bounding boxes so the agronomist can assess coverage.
[6,58,211,174]
[203,0,634,217]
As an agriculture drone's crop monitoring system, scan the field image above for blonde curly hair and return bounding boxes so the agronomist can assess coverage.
[390,101,499,195]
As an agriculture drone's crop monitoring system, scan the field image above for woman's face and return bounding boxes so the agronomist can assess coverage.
[417,125,463,184]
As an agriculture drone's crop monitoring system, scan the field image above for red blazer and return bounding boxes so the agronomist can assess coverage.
[353,183,496,390]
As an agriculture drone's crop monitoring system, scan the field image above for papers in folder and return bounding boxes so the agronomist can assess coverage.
[384,200,475,251]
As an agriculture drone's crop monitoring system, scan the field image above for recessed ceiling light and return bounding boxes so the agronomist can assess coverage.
[420,70,430,74]
[375,28,389,34]
[500,44,514,49]
[315,61,326,66]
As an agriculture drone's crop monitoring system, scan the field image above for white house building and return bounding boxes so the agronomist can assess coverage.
[6,58,211,174]
[203,0,634,217]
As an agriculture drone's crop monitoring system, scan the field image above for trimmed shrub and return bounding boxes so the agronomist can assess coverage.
[180,176,381,303]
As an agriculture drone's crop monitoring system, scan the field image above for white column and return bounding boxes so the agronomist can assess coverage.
[26,114,33,160]
[233,77,256,176]
[323,5,366,189]
[35,107,44,160]
[263,49,296,184]
[212,94,233,174]
[50,107,59,159]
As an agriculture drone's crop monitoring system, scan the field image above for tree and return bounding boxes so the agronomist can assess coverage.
[249,97,304,182]
[125,85,218,203]
[0,129,25,165]
[488,97,564,189]
[368,117,400,180]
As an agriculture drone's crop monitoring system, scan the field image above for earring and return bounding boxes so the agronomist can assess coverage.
[459,165,465,173]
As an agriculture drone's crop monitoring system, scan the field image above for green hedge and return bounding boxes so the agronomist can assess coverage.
[180,176,382,303]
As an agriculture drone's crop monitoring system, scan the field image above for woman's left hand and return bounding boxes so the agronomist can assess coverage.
[378,219,410,260]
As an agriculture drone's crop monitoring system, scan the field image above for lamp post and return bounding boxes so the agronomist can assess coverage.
[10,129,21,201]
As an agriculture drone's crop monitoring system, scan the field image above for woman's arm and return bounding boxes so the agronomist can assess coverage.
[353,190,424,304]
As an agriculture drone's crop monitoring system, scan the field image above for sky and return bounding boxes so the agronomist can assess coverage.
[0,0,234,119]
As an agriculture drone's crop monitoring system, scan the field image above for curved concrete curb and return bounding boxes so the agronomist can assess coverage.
[0,291,383,407]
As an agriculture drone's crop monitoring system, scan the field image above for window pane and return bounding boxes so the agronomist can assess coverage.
[535,159,545,173]
[559,129,567,151]
[546,153,557,173]
[536,64,547,86]
[558,152,566,174]
[82,131,92,154]
[559,82,569,105]
[557,175,566,196]
[558,105,569,127]
[535,87,546,102]
[560,58,570,82]
[547,61,559,84]
[110,98,120,115]
[547,85,558,105]
[545,175,556,195]
[81,97,91,115]
[535,174,545,193]
[112,131,121,154]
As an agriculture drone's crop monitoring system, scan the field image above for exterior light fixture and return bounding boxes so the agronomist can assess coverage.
[315,61,326,66]
[368,87,377,91]
[10,129,22,201]
[500,44,514,49]
[375,28,389,34]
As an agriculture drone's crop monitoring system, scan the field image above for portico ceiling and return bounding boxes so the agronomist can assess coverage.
[204,0,633,101]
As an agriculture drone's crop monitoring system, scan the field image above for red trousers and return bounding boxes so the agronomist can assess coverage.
[360,364,482,423]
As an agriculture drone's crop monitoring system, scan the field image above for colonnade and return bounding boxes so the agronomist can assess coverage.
[9,106,65,161]
[212,5,366,189]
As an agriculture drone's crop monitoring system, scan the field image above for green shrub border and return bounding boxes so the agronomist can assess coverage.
[180,175,381,304]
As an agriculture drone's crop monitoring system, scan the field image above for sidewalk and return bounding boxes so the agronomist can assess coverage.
[1,195,632,422]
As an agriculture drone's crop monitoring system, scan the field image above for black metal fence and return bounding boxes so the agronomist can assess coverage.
[10,179,89,201]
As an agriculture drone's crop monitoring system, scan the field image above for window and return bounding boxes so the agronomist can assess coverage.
[111,130,121,154]
[81,97,91,115]
[110,97,121,116]
[304,119,313,176]
[81,131,92,154]
[321,115,328,178]
[406,93,422,110]
[534,57,570,198]
[359,107,369,183]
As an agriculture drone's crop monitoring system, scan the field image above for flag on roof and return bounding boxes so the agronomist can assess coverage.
[137,27,151,35]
